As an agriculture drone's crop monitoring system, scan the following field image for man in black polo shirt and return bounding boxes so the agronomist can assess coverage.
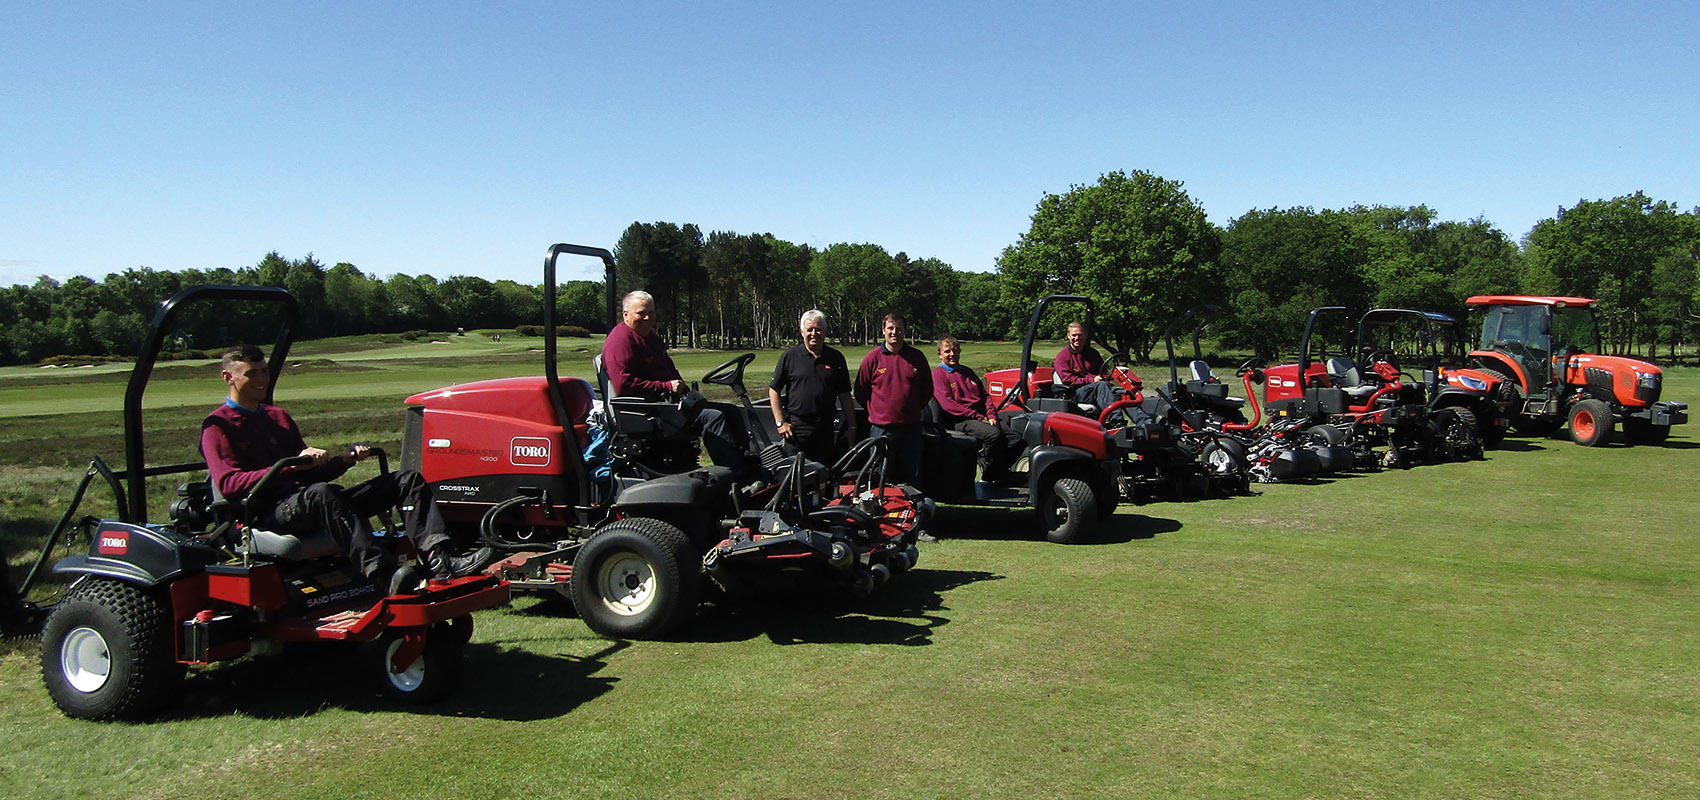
[768,309,855,464]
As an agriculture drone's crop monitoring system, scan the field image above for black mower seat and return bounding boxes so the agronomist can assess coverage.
[1326,357,1380,400]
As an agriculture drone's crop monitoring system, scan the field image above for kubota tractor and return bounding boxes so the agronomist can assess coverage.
[1465,295,1688,446]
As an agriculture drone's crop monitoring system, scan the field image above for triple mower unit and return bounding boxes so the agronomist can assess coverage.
[8,286,510,721]
[1262,306,1498,468]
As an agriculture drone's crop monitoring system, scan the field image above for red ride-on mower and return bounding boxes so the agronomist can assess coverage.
[1263,307,1493,468]
[403,244,930,640]
[9,285,508,721]
[1142,305,1355,487]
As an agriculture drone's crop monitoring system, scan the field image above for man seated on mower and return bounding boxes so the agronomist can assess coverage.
[1053,320,1121,412]
[602,290,751,472]
[201,345,492,594]
[932,336,1021,483]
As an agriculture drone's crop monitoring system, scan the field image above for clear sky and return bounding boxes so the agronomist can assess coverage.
[3,1,1697,288]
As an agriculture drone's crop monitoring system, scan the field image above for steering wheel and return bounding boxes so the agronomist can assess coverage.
[1105,352,1142,395]
[1234,357,1260,377]
[701,353,755,387]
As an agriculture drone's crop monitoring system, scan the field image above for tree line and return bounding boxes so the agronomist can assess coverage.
[5,170,1697,367]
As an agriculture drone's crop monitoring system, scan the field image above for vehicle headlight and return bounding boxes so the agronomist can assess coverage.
[1457,375,1488,392]
[1638,372,1659,389]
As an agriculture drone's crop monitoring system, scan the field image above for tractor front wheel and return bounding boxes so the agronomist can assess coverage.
[1038,477,1097,545]
[571,518,699,639]
[1568,399,1615,447]
[40,578,183,721]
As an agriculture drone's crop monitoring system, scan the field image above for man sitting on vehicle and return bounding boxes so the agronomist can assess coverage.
[201,345,492,594]
[932,336,1023,483]
[601,290,749,471]
[1053,320,1121,412]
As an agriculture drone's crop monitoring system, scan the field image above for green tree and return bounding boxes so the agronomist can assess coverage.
[1217,207,1373,360]
[1522,192,1686,352]
[996,170,1221,359]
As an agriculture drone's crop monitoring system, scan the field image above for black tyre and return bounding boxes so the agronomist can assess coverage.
[1433,407,1483,461]
[40,578,183,721]
[1201,438,1247,478]
[1568,399,1614,447]
[1304,423,1346,447]
[1623,418,1672,445]
[1038,477,1097,545]
[571,517,699,639]
[374,623,464,703]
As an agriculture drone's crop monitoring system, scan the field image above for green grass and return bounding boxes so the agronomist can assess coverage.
[2,342,1697,798]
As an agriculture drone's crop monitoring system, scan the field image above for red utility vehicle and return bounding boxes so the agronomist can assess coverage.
[1465,295,1688,446]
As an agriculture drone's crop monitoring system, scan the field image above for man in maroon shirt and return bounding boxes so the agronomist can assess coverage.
[932,336,1022,482]
[201,345,489,593]
[601,290,747,469]
[1053,320,1121,411]
[855,313,932,486]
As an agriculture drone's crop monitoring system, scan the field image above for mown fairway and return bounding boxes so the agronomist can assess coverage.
[2,338,1696,799]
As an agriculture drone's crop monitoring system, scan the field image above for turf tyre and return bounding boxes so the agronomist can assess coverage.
[1568,399,1614,447]
[1038,477,1097,545]
[40,578,183,721]
[571,517,699,639]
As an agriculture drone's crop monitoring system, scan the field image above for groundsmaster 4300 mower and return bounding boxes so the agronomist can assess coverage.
[1465,295,1688,446]
[402,244,930,640]
[9,285,509,721]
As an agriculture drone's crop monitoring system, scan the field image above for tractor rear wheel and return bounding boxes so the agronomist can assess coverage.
[40,578,183,721]
[1568,399,1615,447]
[571,517,699,639]
[1038,477,1097,545]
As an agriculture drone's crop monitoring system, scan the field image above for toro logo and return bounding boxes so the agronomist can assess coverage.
[97,529,129,555]
[510,437,552,467]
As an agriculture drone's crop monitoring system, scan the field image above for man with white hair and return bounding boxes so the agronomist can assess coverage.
[602,290,748,469]
[768,309,855,464]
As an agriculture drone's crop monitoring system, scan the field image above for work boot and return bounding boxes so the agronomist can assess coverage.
[387,562,427,595]
[427,545,495,580]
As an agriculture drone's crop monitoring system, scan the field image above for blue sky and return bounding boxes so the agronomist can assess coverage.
[3,2,1697,288]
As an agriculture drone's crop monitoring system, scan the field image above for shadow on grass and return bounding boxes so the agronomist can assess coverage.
[1489,438,1549,453]
[163,638,623,722]
[927,504,1183,544]
[683,567,1002,647]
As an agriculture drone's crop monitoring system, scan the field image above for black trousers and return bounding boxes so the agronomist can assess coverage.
[261,470,451,578]
[948,417,1023,480]
[784,415,844,465]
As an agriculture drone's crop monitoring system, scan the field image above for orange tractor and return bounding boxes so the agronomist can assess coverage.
[1465,295,1688,446]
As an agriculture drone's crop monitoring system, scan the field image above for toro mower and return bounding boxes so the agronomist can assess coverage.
[403,244,929,640]
[960,294,1200,522]
[1141,305,1355,487]
[1263,307,1493,468]
[1466,295,1688,446]
[10,285,508,721]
